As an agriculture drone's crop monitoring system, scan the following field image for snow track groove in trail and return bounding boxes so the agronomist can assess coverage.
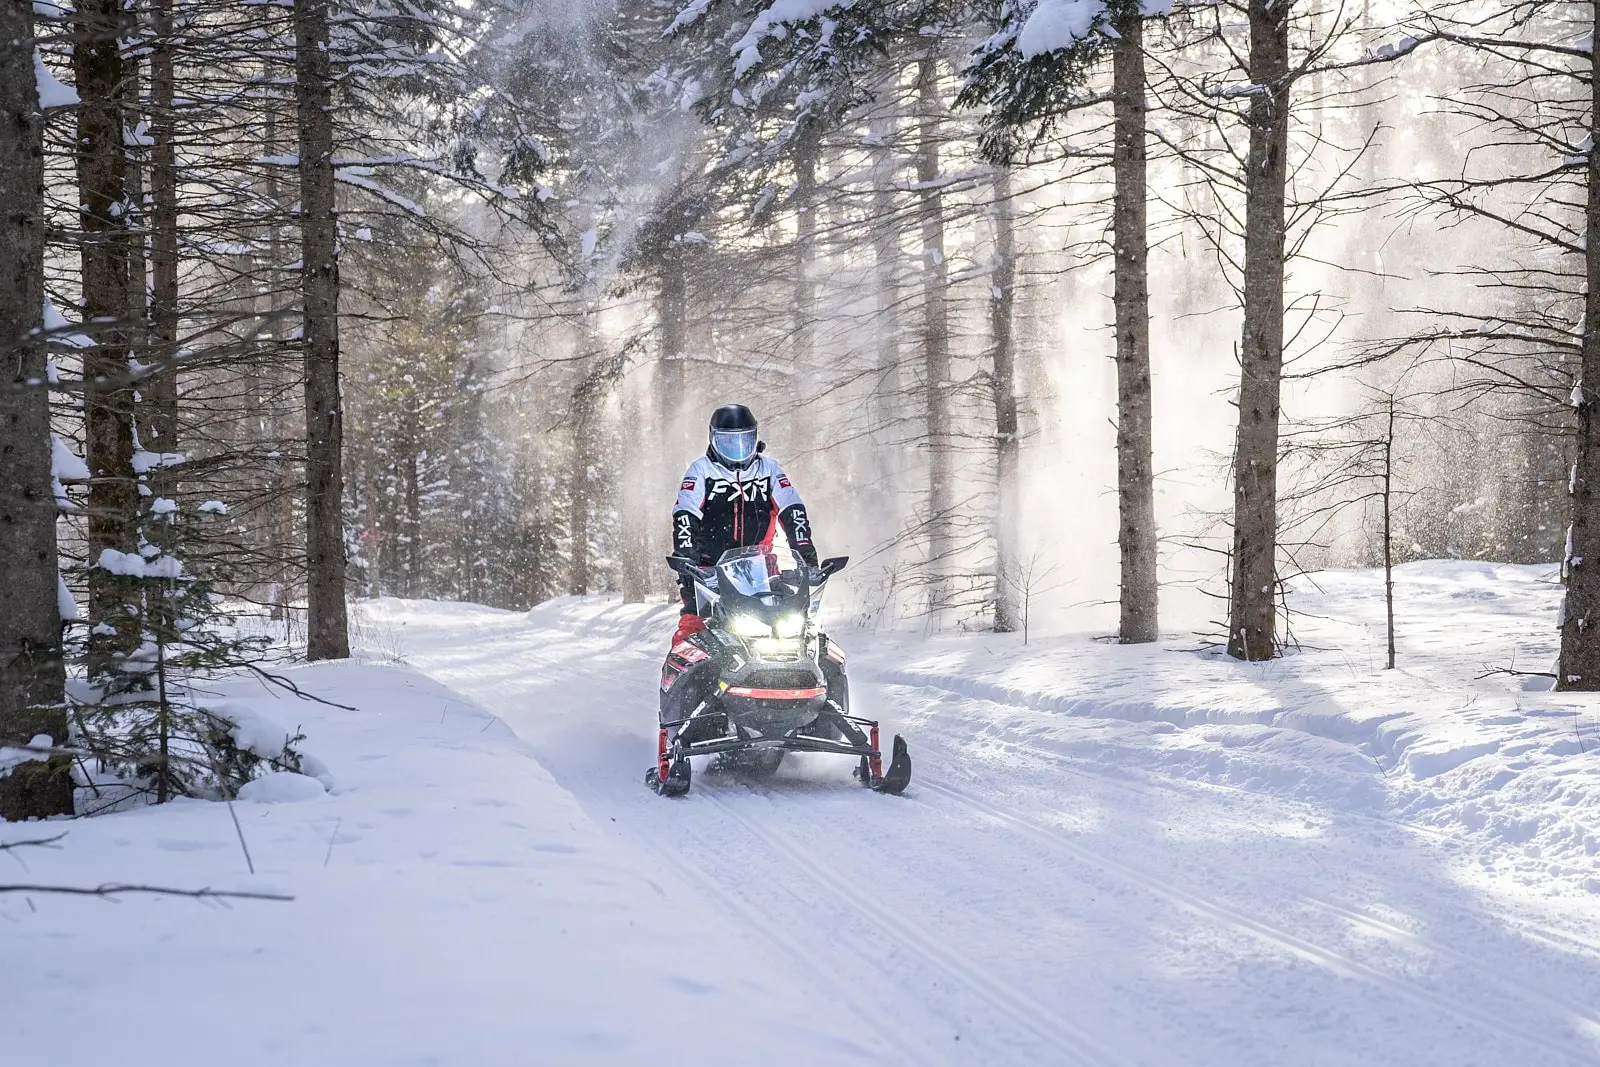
[699,786,1128,1067]
[1295,892,1600,1032]
[628,821,926,1064]
[919,780,1596,1065]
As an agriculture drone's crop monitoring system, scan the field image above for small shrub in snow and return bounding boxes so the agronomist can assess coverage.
[66,543,324,808]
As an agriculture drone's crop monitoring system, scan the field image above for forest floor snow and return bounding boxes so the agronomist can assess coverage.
[4,560,1599,1066]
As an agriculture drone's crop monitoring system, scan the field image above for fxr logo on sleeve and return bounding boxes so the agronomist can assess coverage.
[681,480,696,492]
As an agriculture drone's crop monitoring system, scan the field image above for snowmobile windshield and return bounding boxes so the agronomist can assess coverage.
[717,545,778,596]
[710,428,757,465]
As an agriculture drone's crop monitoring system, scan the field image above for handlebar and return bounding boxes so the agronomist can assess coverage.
[665,555,849,584]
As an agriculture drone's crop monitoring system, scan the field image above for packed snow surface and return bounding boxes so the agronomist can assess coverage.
[5,561,1599,1065]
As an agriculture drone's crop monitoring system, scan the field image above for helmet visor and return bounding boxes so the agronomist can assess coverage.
[711,428,757,465]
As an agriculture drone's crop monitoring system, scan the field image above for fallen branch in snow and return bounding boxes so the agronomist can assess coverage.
[1475,664,1556,681]
[0,883,292,902]
[241,663,358,711]
[0,831,68,853]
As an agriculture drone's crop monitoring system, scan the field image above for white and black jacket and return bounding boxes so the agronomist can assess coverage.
[672,451,817,606]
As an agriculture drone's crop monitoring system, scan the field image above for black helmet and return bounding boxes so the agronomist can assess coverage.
[709,404,758,469]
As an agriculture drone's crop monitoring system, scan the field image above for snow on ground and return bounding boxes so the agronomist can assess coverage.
[3,661,886,1066]
[5,560,1599,1066]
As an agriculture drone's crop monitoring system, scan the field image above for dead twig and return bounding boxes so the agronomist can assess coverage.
[1475,664,1556,681]
[0,883,292,901]
[0,832,69,853]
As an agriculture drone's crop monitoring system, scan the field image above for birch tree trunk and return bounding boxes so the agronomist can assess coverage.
[1112,11,1159,644]
[989,169,1022,634]
[295,0,349,659]
[1226,0,1291,661]
[916,53,954,618]
[1558,6,1600,690]
[76,0,141,673]
[1,2,72,819]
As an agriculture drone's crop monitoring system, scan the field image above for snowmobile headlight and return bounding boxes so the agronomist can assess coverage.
[774,614,805,639]
[751,637,802,659]
[728,613,772,638]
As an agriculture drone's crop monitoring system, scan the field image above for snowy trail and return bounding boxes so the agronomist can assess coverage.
[371,592,1600,1067]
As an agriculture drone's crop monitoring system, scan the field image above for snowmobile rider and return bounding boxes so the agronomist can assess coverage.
[671,404,819,646]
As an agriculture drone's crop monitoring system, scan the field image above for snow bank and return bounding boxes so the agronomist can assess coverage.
[214,699,334,788]
[237,771,325,803]
[856,561,1599,892]
[2,660,889,1066]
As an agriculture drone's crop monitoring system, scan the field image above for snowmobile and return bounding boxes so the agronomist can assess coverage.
[648,545,911,797]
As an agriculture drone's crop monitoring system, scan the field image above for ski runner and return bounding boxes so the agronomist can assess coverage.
[670,404,819,646]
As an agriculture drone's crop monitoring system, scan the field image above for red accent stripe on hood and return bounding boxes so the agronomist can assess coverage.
[725,685,827,700]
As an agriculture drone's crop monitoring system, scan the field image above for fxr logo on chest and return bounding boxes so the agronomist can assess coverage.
[707,478,770,503]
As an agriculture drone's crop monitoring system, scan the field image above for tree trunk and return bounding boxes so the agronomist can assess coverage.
[1383,395,1396,671]
[915,53,954,618]
[620,379,652,604]
[364,483,383,598]
[1558,3,1600,690]
[262,87,298,617]
[568,390,593,596]
[792,132,818,419]
[76,0,141,674]
[1226,0,1291,661]
[635,257,688,602]
[402,406,421,597]
[0,2,72,819]
[990,169,1022,634]
[147,0,180,520]
[868,114,904,453]
[295,0,349,659]
[1112,13,1159,644]
[658,252,686,437]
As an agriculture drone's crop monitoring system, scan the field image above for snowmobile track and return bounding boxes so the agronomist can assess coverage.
[872,670,1460,843]
[700,787,1129,1067]
[629,824,927,1064]
[1294,892,1600,1034]
[921,780,1596,1065]
[879,672,1600,958]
